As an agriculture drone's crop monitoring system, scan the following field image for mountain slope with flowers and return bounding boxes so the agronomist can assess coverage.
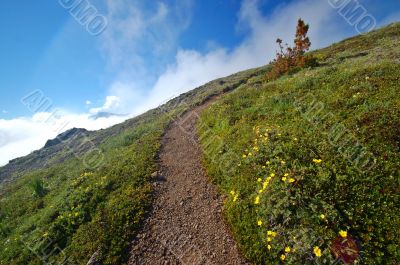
[0,21,399,265]
[198,22,400,264]
[0,67,261,264]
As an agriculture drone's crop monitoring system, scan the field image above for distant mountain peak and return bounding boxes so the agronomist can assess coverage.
[44,128,88,148]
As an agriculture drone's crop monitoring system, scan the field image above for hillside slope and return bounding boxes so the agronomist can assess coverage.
[0,22,399,265]
[0,68,261,264]
[0,69,258,187]
[198,22,400,264]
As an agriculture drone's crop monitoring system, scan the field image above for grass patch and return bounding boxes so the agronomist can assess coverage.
[198,23,400,264]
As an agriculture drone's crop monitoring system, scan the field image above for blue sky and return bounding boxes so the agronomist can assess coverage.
[0,0,399,165]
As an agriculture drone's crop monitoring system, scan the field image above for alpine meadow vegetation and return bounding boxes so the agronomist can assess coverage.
[0,68,259,264]
[0,19,399,265]
[198,22,400,264]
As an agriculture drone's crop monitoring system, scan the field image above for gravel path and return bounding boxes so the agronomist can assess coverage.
[128,100,247,265]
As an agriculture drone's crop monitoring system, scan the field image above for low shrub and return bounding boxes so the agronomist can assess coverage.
[266,19,317,81]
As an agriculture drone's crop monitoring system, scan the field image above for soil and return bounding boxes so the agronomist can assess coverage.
[128,100,247,265]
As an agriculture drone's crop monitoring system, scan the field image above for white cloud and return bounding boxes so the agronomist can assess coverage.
[130,0,343,114]
[0,89,140,165]
[89,95,121,114]
[101,0,192,75]
[0,111,127,166]
[1,92,136,166]
[130,0,400,114]
[99,0,194,114]
[85,100,92,105]
[1,110,7,114]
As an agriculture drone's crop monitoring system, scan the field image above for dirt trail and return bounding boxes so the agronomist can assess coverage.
[128,100,247,265]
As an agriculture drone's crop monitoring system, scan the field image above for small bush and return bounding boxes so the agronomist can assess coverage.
[29,178,47,198]
[266,19,316,81]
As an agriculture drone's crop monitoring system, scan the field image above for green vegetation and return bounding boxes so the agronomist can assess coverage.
[29,178,47,198]
[0,67,259,264]
[1,20,399,265]
[198,23,400,264]
[0,115,167,264]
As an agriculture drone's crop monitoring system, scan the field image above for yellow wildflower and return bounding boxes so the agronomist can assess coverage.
[248,153,253,156]
[282,177,287,182]
[267,244,272,250]
[255,196,260,204]
[233,195,238,202]
[230,190,235,195]
[242,154,247,158]
[263,182,268,190]
[293,137,298,141]
[257,220,263,226]
[288,178,295,183]
[270,173,275,177]
[320,214,325,220]
[339,230,347,238]
[271,231,277,237]
[284,173,289,177]
[267,230,273,236]
[262,166,266,169]
[267,237,272,242]
[313,246,322,257]
[43,232,49,238]
[257,178,262,182]
[313,159,322,164]
[280,254,286,261]
[266,161,271,165]
[285,246,291,253]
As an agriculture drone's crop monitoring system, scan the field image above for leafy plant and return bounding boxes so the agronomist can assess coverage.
[266,19,317,81]
[29,178,47,198]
